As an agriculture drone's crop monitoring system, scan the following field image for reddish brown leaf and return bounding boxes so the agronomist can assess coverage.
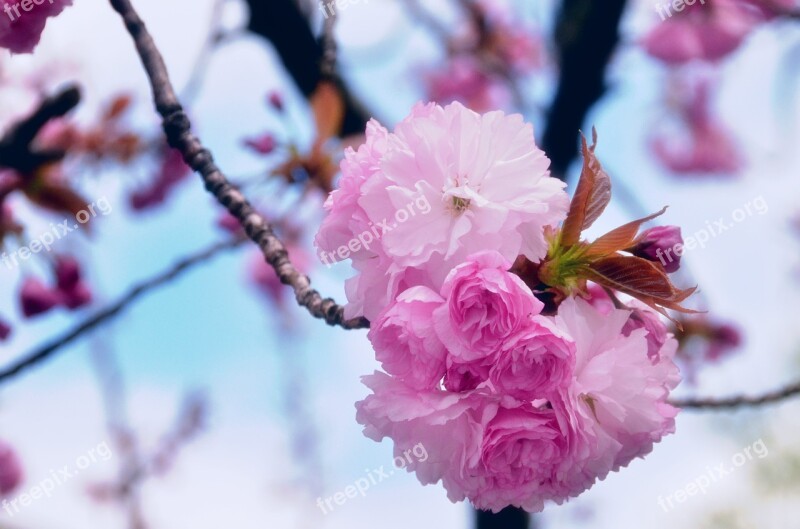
[310,81,345,144]
[586,206,668,258]
[103,95,133,122]
[23,172,92,230]
[583,255,698,318]
[560,130,611,247]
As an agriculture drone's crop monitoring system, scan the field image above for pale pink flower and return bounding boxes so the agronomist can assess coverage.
[316,119,389,255]
[315,103,568,320]
[355,371,486,497]
[553,297,680,478]
[0,0,72,54]
[361,102,567,273]
[368,286,447,390]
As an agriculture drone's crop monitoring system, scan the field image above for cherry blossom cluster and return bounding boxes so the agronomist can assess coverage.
[316,102,692,511]
[642,0,798,176]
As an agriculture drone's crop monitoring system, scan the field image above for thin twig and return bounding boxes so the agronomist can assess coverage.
[0,237,245,383]
[107,0,368,330]
[672,381,800,410]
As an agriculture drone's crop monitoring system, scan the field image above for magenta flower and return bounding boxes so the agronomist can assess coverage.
[243,133,278,156]
[0,315,11,341]
[0,440,22,496]
[0,0,72,53]
[267,91,284,112]
[129,146,191,211]
[471,404,567,512]
[53,256,92,310]
[19,277,60,318]
[629,225,683,273]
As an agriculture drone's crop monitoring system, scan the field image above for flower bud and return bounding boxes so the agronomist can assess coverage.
[630,226,683,273]
[19,278,60,318]
[0,440,23,496]
[268,91,284,112]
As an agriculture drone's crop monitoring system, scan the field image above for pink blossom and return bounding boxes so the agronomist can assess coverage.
[0,0,72,54]
[368,286,447,390]
[0,315,11,341]
[250,244,310,307]
[426,56,511,113]
[623,307,670,361]
[316,102,568,319]
[19,277,60,318]
[489,316,576,400]
[129,146,191,211]
[362,102,567,272]
[553,297,680,476]
[243,133,278,155]
[0,440,22,496]
[643,0,762,64]
[470,404,567,512]
[268,91,284,112]
[629,225,683,273]
[355,371,486,500]
[651,79,743,174]
[216,212,243,234]
[53,256,92,310]
[433,252,542,390]
[356,375,568,512]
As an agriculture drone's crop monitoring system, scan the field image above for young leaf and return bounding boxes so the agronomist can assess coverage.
[560,129,612,247]
[583,255,698,319]
[310,80,345,144]
[585,206,668,258]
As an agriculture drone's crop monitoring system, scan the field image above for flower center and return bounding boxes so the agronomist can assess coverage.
[452,196,471,213]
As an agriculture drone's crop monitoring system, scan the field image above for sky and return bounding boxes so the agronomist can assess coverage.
[1,0,800,528]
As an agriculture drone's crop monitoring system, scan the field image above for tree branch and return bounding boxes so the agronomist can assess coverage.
[0,237,245,384]
[672,380,800,410]
[244,0,371,137]
[0,85,81,175]
[107,0,368,330]
[541,0,628,178]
